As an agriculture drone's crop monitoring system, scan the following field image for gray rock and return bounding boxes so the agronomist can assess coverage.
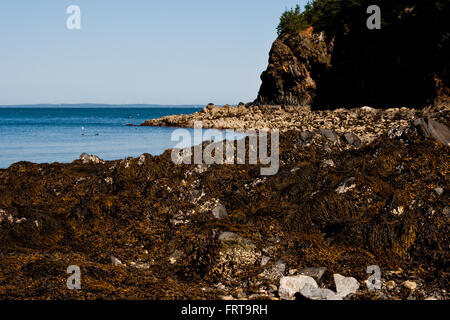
[414,118,450,146]
[298,267,327,281]
[279,275,318,300]
[261,259,286,280]
[434,187,444,195]
[212,204,228,219]
[333,274,360,298]
[319,129,339,144]
[218,232,241,242]
[217,232,253,246]
[342,132,362,148]
[298,131,314,146]
[273,260,286,275]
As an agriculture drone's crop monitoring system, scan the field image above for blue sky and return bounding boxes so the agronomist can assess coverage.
[0,0,307,105]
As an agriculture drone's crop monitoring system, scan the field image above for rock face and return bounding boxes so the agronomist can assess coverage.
[255,31,332,106]
[255,3,449,108]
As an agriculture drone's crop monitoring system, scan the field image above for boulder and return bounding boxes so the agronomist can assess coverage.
[320,129,339,144]
[342,132,362,148]
[298,267,327,282]
[80,153,105,164]
[333,274,360,298]
[279,275,318,300]
[212,205,228,219]
[300,284,342,300]
[414,118,450,146]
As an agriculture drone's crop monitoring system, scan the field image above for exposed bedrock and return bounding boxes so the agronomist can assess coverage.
[255,4,449,109]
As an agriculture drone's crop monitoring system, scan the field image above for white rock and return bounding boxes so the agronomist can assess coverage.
[110,256,123,266]
[300,284,342,300]
[279,275,318,300]
[333,274,360,298]
[80,153,105,164]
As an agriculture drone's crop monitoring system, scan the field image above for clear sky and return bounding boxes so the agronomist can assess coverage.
[0,0,307,105]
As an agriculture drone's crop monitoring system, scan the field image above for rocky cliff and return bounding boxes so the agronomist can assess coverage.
[255,1,449,109]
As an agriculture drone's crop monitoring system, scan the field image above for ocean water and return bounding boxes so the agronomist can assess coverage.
[0,105,236,169]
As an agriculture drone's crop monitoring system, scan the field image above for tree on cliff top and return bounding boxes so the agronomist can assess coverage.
[277,5,310,35]
[277,0,449,37]
[277,1,370,36]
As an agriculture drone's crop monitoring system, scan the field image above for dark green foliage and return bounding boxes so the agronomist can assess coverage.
[278,0,449,37]
[276,5,310,35]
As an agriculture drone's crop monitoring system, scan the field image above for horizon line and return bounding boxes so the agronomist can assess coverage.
[0,103,210,108]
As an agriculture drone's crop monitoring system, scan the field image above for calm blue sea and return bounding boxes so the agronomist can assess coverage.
[0,105,232,169]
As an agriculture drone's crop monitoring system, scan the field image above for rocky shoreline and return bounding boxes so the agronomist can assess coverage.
[141,104,450,145]
[1,104,449,300]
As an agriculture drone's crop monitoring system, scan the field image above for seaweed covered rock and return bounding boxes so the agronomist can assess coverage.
[0,117,449,300]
